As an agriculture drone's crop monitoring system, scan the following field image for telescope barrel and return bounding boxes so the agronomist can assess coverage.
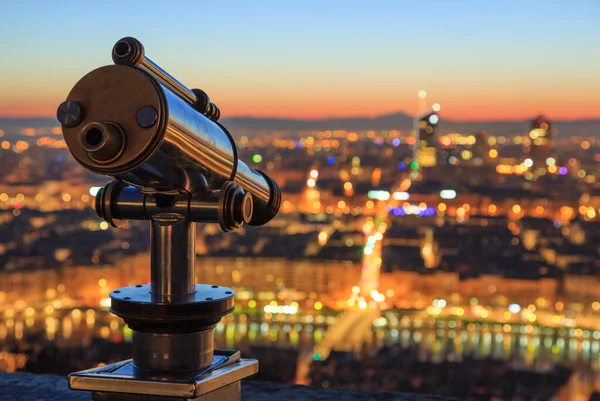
[112,37,220,121]
[58,38,280,226]
[112,37,197,106]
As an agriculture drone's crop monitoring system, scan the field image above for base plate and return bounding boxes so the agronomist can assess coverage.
[69,349,258,400]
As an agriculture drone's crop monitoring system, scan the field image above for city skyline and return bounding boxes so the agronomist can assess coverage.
[1,1,600,121]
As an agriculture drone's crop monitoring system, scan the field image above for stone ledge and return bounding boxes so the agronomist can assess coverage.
[0,373,462,401]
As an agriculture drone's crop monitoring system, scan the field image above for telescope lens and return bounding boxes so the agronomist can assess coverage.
[84,128,104,148]
[112,37,144,66]
[79,122,125,163]
[114,41,131,58]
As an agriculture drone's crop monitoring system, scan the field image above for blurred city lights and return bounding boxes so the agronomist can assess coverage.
[392,191,410,201]
[508,304,521,313]
[367,190,390,201]
[440,189,457,200]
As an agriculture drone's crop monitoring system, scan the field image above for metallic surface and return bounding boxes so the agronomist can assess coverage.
[112,37,197,105]
[79,122,125,163]
[132,86,271,201]
[69,351,257,399]
[109,284,235,328]
[135,86,237,192]
[139,55,197,105]
[92,382,240,401]
[95,182,253,230]
[133,331,213,372]
[136,106,158,128]
[61,65,166,177]
[112,37,221,122]
[60,62,279,223]
[150,217,195,302]
[57,100,83,127]
[217,181,253,232]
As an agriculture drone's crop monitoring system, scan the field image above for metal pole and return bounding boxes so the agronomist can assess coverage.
[150,216,195,303]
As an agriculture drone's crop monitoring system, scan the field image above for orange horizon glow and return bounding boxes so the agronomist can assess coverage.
[1,100,598,122]
[2,2,600,125]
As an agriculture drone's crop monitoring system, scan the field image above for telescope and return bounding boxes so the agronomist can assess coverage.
[57,37,281,401]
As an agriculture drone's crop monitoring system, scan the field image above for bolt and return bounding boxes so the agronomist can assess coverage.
[56,100,84,127]
[136,106,158,128]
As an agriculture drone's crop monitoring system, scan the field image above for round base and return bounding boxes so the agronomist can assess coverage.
[110,284,235,331]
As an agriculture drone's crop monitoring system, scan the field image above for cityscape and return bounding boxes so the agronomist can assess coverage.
[0,109,598,400]
[1,2,600,400]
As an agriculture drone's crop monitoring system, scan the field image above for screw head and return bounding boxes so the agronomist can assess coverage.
[56,100,83,127]
[136,106,158,128]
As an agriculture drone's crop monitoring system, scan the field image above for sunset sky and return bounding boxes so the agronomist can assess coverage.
[1,1,599,121]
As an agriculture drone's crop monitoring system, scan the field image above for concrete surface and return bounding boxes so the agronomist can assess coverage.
[0,372,463,401]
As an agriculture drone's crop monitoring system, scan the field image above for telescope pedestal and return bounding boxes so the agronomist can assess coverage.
[68,183,258,400]
[69,349,258,401]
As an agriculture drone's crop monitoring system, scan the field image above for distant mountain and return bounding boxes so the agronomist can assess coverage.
[223,112,600,138]
[1,113,598,138]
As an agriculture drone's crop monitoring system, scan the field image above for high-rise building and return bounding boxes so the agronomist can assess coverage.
[416,112,439,168]
[528,115,552,167]
[472,131,491,165]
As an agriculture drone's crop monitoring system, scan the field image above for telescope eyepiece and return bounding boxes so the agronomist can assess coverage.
[112,37,145,66]
[79,122,125,163]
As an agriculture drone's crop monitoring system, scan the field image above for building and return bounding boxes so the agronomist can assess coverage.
[416,112,439,168]
[528,114,553,167]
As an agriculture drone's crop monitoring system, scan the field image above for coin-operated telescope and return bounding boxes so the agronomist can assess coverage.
[57,37,281,401]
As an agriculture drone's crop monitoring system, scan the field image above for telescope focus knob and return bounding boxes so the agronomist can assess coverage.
[218,182,253,232]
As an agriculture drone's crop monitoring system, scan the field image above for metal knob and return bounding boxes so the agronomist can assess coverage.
[218,182,253,232]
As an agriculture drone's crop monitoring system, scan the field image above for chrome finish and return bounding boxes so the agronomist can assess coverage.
[116,82,272,199]
[95,182,253,229]
[235,161,270,204]
[69,351,258,400]
[133,331,213,372]
[62,38,268,401]
[150,216,195,302]
[98,184,221,223]
[160,86,235,187]
[61,43,280,223]
[139,56,197,105]
[112,37,197,106]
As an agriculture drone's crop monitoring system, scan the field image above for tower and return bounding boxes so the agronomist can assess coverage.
[416,112,439,168]
[528,115,552,167]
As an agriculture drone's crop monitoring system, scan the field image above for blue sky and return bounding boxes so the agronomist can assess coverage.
[1,0,599,119]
